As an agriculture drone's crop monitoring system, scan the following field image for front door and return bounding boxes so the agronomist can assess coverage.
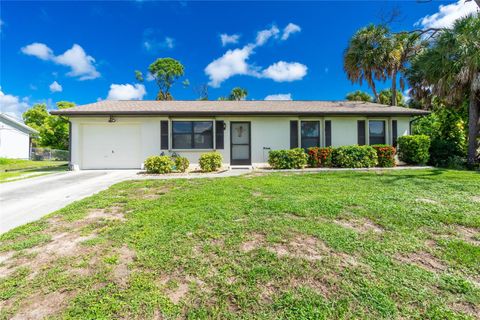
[230,122,251,165]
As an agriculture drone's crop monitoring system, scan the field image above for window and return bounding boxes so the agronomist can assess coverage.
[301,121,320,150]
[172,121,213,149]
[369,120,386,145]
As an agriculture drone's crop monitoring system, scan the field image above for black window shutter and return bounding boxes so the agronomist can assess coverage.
[215,121,224,149]
[160,120,169,150]
[325,120,332,147]
[392,120,398,147]
[357,120,366,145]
[290,121,298,148]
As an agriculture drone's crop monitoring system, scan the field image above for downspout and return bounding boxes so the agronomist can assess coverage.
[409,116,422,135]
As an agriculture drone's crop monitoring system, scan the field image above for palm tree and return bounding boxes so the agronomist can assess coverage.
[229,87,248,101]
[378,89,406,107]
[407,14,480,166]
[385,32,424,106]
[346,90,373,102]
[344,25,389,102]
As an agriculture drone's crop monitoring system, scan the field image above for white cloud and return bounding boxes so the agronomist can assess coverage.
[415,0,478,29]
[143,37,175,51]
[205,23,307,87]
[21,43,54,60]
[264,93,292,101]
[49,81,62,93]
[205,45,257,87]
[53,44,100,80]
[21,43,100,80]
[142,29,175,53]
[107,83,146,100]
[220,33,240,46]
[0,88,30,120]
[262,61,307,82]
[146,73,155,81]
[281,23,301,40]
[255,25,280,46]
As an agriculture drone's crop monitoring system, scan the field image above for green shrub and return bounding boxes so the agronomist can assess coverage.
[331,145,378,168]
[199,152,222,172]
[307,147,333,167]
[174,156,190,173]
[430,139,466,168]
[144,155,174,174]
[371,145,396,167]
[268,148,307,169]
[397,135,431,165]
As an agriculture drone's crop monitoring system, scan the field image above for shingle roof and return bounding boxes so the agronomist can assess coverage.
[50,100,429,116]
[0,113,38,134]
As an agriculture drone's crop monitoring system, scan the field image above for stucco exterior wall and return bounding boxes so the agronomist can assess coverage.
[0,122,31,159]
[70,115,412,170]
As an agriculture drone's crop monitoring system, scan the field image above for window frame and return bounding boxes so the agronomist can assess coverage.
[368,120,387,145]
[300,120,321,150]
[171,120,214,150]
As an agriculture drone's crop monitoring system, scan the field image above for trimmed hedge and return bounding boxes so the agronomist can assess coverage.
[144,155,174,174]
[268,148,308,169]
[174,156,190,173]
[331,145,378,168]
[199,152,222,172]
[307,147,333,167]
[372,144,396,167]
[397,135,430,165]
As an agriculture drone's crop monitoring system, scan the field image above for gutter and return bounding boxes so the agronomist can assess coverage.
[50,110,431,117]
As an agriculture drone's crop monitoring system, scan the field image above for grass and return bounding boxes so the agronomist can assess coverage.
[0,169,479,319]
[0,158,68,172]
[0,158,68,183]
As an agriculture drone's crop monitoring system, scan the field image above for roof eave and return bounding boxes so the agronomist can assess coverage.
[50,110,430,117]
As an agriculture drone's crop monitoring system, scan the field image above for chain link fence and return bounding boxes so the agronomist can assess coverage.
[31,148,69,161]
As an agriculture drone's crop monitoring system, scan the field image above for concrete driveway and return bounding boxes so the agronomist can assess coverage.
[0,170,138,234]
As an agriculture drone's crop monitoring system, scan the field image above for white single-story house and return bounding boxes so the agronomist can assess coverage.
[51,100,429,170]
[0,113,38,160]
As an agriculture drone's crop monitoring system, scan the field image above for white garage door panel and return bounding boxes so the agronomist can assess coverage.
[82,124,141,169]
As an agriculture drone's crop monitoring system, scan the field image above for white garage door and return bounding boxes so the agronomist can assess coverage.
[81,124,141,169]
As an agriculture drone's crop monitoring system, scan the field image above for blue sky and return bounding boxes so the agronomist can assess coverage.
[0,0,477,118]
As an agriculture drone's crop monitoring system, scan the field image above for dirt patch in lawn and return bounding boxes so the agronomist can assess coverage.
[334,218,383,234]
[450,301,479,318]
[268,235,328,261]
[10,290,75,320]
[472,196,480,203]
[156,274,208,305]
[0,205,128,279]
[240,233,358,266]
[453,225,480,246]
[415,198,438,204]
[396,251,447,273]
[0,232,96,279]
[84,206,126,222]
[240,233,265,252]
[113,245,136,287]
[134,186,171,200]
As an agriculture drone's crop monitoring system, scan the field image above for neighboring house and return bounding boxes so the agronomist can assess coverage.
[51,100,429,170]
[0,113,38,159]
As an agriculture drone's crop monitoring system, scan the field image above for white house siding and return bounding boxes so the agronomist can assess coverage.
[0,122,31,159]
[69,116,412,170]
[328,117,359,146]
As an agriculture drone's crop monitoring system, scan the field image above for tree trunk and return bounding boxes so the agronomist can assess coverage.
[369,80,379,103]
[467,91,480,167]
[391,69,397,106]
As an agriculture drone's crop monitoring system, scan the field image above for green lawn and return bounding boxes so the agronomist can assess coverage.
[0,158,68,183]
[0,158,68,172]
[0,169,479,319]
